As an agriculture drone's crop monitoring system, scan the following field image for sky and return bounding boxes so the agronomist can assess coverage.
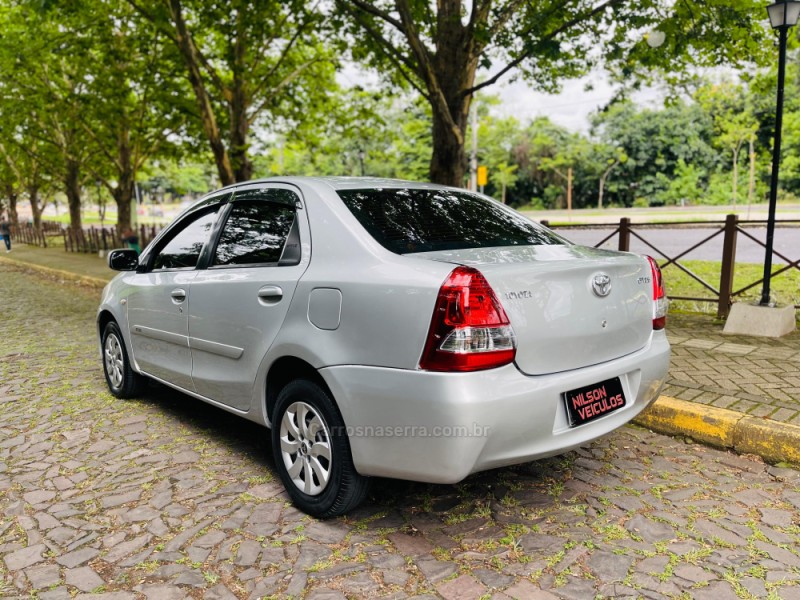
[491,73,666,134]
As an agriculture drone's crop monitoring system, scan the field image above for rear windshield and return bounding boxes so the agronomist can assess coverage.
[337,188,564,254]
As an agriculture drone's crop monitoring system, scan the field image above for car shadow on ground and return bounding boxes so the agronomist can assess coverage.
[126,379,577,521]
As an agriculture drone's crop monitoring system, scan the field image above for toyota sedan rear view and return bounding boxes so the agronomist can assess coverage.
[98,177,670,517]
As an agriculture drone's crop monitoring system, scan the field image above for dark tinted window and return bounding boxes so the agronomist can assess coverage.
[213,201,296,266]
[337,188,564,254]
[152,209,218,270]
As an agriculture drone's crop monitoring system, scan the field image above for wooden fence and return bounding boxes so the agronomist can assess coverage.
[9,222,63,247]
[62,224,162,253]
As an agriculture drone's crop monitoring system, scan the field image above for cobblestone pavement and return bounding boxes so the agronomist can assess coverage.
[2,263,800,600]
[663,313,800,426]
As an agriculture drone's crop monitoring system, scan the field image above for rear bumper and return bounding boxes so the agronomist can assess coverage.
[320,331,670,483]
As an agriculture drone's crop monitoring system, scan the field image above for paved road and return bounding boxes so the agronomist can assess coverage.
[555,226,800,264]
[2,263,800,599]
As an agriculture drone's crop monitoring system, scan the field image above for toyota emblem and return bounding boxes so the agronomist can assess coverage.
[592,273,611,297]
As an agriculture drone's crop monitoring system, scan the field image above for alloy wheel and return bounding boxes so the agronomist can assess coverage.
[104,333,124,389]
[279,401,332,495]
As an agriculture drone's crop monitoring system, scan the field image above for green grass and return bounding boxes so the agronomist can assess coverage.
[662,259,800,314]
[45,212,169,226]
[0,244,115,282]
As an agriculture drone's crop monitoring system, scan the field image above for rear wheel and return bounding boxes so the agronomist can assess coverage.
[272,379,369,517]
[102,321,146,399]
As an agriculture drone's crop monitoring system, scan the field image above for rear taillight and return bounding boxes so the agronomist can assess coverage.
[420,266,517,371]
[646,256,667,330]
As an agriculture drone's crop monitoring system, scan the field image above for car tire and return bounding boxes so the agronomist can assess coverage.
[102,321,146,399]
[272,379,369,518]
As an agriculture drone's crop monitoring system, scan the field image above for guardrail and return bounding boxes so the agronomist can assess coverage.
[543,215,800,318]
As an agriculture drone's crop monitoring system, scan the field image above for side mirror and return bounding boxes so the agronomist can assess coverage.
[108,248,139,271]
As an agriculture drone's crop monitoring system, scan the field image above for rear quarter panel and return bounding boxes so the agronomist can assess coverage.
[265,180,454,371]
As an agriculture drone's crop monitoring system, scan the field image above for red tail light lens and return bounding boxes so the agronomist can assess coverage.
[646,256,667,330]
[420,266,517,371]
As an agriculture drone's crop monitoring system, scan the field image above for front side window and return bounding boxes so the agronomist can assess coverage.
[337,188,565,254]
[152,209,218,270]
[213,200,296,267]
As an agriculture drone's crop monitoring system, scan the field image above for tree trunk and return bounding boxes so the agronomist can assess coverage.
[748,136,756,206]
[114,186,134,235]
[65,159,82,233]
[230,90,251,182]
[421,0,476,186]
[5,184,18,226]
[598,159,619,209]
[230,9,252,183]
[430,110,467,186]
[28,183,42,231]
[598,178,605,209]
[114,128,135,234]
[731,144,740,206]
[169,0,235,187]
[566,167,573,212]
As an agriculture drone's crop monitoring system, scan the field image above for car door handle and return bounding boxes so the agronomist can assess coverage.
[258,285,283,304]
[170,288,187,304]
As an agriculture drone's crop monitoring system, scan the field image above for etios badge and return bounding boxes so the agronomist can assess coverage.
[592,273,611,297]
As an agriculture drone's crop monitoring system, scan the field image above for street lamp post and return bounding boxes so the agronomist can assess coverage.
[762,0,800,306]
[357,148,366,177]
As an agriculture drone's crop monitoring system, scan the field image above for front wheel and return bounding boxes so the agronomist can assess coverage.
[271,379,369,518]
[102,321,146,399]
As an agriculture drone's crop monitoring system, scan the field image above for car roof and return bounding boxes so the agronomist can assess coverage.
[178,176,463,218]
[213,176,452,194]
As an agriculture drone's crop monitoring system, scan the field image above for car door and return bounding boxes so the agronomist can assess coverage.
[188,184,310,410]
[126,202,223,391]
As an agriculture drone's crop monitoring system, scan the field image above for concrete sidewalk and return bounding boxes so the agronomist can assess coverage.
[3,244,800,466]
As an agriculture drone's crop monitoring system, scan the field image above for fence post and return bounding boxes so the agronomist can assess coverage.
[618,218,631,252]
[718,214,738,320]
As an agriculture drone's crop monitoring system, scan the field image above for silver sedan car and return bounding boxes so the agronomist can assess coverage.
[98,177,670,517]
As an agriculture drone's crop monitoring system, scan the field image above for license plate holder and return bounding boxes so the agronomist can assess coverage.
[564,377,626,428]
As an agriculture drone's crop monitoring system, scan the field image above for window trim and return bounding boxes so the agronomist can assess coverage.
[205,190,301,271]
[145,205,223,273]
[139,190,232,272]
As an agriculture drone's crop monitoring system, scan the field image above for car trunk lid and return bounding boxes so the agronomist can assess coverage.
[414,244,653,375]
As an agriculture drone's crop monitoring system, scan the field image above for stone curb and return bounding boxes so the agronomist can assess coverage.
[0,255,109,290]
[634,395,800,465]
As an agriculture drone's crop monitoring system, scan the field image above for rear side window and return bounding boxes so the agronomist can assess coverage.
[337,188,564,254]
[213,200,296,266]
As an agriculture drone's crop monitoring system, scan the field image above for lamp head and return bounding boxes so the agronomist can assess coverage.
[768,0,800,29]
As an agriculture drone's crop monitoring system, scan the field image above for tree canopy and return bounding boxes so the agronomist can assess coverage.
[334,0,772,186]
[0,0,793,233]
